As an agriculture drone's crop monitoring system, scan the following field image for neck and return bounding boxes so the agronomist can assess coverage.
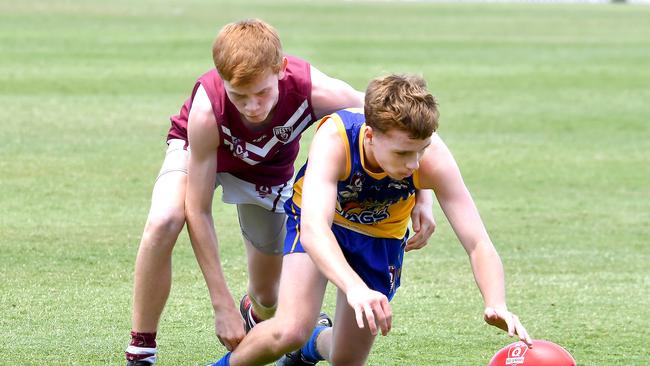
[362,136,382,173]
[241,113,273,131]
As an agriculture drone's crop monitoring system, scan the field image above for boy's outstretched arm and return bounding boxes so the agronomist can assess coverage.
[418,134,532,346]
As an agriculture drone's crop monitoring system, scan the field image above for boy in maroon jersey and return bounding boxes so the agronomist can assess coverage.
[126,19,436,365]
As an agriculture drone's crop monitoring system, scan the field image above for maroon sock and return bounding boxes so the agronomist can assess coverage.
[129,331,157,347]
[126,331,157,362]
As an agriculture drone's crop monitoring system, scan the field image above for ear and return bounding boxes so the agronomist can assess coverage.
[278,57,288,79]
[364,125,374,145]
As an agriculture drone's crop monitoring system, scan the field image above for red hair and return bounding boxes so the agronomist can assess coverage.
[212,19,283,87]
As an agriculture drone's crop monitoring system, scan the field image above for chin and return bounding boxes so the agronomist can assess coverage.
[392,172,413,180]
[246,116,264,123]
[244,111,269,123]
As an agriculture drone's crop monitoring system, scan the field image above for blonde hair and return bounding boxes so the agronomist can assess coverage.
[212,19,283,87]
[364,74,439,139]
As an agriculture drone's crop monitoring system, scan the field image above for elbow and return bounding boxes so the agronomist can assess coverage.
[469,241,502,266]
[299,221,319,253]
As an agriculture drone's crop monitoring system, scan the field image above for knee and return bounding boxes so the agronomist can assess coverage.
[269,321,313,354]
[142,207,185,246]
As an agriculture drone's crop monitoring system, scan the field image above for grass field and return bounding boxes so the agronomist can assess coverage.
[1,0,649,364]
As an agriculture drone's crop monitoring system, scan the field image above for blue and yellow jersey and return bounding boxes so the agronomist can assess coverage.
[286,108,422,239]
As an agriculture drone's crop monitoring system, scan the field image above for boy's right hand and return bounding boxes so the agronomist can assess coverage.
[346,285,392,336]
[484,306,533,347]
[214,305,246,351]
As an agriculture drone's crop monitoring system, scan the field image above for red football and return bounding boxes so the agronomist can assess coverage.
[488,340,576,366]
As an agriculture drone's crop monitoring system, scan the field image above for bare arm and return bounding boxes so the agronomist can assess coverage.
[300,119,361,294]
[185,85,244,350]
[418,134,504,307]
[300,119,392,336]
[418,134,532,345]
[407,188,436,251]
[310,65,364,119]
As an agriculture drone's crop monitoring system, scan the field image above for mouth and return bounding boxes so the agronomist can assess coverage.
[245,113,267,122]
[396,171,414,180]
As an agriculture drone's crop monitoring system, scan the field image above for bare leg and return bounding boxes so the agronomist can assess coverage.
[244,239,282,317]
[229,253,328,365]
[131,147,188,332]
[325,289,377,366]
[237,203,286,319]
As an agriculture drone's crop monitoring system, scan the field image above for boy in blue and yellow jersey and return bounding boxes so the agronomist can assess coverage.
[207,74,532,366]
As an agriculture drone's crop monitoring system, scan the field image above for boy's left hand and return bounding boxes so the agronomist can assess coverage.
[407,201,436,251]
[484,306,533,347]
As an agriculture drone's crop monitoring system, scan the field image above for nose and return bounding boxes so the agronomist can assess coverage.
[244,97,260,114]
[405,158,419,171]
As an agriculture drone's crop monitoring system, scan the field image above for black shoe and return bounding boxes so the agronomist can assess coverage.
[127,361,153,366]
[276,350,317,366]
[276,312,332,366]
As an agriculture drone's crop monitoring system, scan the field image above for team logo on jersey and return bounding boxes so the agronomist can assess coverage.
[256,184,272,198]
[231,137,249,160]
[339,172,364,201]
[337,200,391,225]
[387,180,410,190]
[273,126,293,143]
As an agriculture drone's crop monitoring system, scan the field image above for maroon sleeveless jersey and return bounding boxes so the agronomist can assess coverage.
[167,56,315,186]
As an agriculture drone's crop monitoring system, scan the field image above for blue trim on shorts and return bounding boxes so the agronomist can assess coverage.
[284,202,407,300]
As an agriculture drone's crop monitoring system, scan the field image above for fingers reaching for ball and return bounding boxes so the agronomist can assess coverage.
[484,307,533,347]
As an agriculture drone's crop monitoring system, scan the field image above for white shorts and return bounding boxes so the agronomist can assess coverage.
[159,139,291,253]
[215,172,292,255]
[216,172,293,214]
[162,139,293,213]
[156,139,189,180]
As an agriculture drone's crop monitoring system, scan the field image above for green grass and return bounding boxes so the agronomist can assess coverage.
[1,0,649,364]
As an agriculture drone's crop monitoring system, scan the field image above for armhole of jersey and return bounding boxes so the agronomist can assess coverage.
[301,59,313,110]
[194,80,223,132]
[412,169,422,189]
[345,107,364,114]
[189,81,202,113]
[317,114,351,180]
[285,56,313,115]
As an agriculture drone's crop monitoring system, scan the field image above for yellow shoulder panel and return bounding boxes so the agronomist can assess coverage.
[318,113,351,180]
